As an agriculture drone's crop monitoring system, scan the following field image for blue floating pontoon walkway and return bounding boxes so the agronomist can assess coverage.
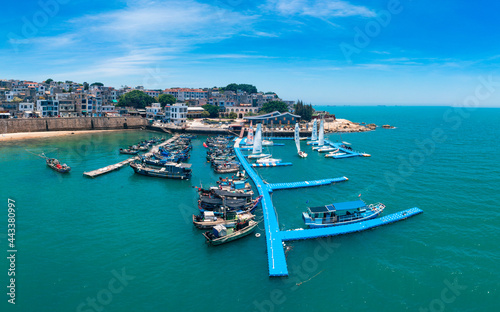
[252,162,293,168]
[322,139,369,158]
[234,139,422,277]
[281,207,423,241]
[267,177,348,191]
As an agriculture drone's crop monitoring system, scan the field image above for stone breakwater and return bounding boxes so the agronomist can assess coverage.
[0,117,147,134]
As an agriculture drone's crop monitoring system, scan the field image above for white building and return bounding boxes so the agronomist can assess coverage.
[18,102,34,112]
[36,100,59,117]
[170,103,187,125]
[146,103,163,119]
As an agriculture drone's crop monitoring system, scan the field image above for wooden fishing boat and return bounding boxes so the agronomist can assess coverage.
[130,161,192,179]
[203,220,258,245]
[193,211,255,229]
[214,162,240,173]
[46,158,71,173]
[302,200,385,228]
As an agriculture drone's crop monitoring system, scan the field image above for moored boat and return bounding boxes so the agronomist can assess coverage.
[302,200,385,228]
[256,157,282,164]
[203,220,258,245]
[130,161,192,179]
[46,158,71,173]
[193,210,255,229]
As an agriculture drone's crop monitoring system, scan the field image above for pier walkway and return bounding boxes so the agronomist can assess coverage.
[83,135,179,178]
[235,138,423,277]
[267,177,348,191]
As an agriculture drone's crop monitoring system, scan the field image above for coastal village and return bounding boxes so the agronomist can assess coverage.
[0,78,377,134]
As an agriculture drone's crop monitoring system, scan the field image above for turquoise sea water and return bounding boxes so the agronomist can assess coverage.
[1,106,499,311]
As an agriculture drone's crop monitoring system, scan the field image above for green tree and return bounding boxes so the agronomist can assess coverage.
[228,112,237,119]
[294,100,314,121]
[90,82,104,87]
[83,82,89,91]
[158,94,176,106]
[117,90,155,108]
[201,111,210,118]
[202,104,220,118]
[221,83,258,94]
[45,78,53,84]
[260,101,289,114]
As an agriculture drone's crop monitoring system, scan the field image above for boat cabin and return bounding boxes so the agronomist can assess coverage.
[303,200,368,225]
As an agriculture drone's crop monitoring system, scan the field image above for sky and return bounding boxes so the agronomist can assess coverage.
[1,0,500,106]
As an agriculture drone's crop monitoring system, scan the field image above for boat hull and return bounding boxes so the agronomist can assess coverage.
[203,220,258,245]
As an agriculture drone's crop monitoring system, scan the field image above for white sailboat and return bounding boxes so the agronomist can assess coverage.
[295,123,307,158]
[246,125,254,146]
[248,123,271,159]
[313,118,326,151]
[307,119,318,145]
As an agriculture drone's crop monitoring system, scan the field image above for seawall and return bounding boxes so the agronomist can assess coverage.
[0,117,148,134]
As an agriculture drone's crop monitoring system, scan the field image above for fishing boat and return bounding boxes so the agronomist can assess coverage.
[295,123,307,158]
[302,200,385,228]
[130,161,192,179]
[198,194,262,215]
[46,158,71,173]
[119,148,139,155]
[193,210,255,229]
[214,162,240,173]
[202,220,258,245]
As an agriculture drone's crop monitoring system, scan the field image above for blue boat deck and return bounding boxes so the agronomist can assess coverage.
[234,139,422,277]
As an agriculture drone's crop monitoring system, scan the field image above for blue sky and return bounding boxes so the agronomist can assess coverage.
[1,0,500,106]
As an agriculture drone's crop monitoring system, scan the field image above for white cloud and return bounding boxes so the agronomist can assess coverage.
[70,0,256,47]
[264,0,375,18]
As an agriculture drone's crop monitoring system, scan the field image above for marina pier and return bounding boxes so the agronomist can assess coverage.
[83,134,179,178]
[234,138,423,277]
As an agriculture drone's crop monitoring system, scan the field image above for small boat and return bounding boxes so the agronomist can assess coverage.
[247,153,271,159]
[316,146,337,153]
[138,146,149,151]
[256,157,282,164]
[325,151,346,158]
[203,220,258,245]
[130,161,192,179]
[262,140,274,146]
[193,210,255,229]
[302,200,385,228]
[214,162,240,173]
[298,150,308,158]
[46,158,71,173]
[119,148,139,155]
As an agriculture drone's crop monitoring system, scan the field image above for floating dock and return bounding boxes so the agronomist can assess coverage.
[234,138,423,277]
[267,177,347,191]
[251,162,293,168]
[322,139,369,158]
[83,135,179,178]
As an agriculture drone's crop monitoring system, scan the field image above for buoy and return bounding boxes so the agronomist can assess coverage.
[255,233,261,238]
